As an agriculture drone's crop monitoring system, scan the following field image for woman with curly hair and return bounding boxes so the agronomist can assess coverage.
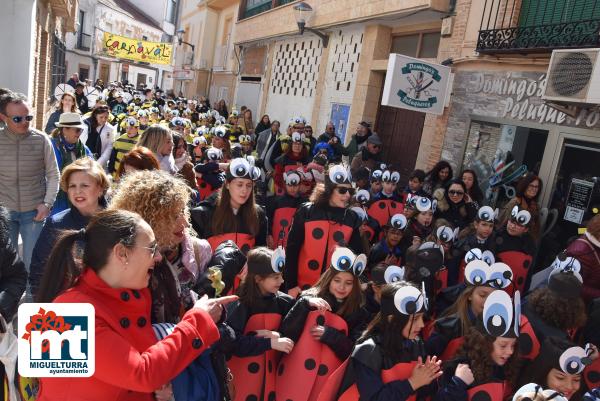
[436,290,521,401]
[111,170,212,323]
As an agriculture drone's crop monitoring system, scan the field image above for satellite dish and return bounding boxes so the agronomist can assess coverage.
[84,86,100,107]
[53,84,74,101]
[121,92,133,104]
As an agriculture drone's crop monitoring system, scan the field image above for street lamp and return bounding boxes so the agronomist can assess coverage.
[176,28,195,65]
[293,2,329,48]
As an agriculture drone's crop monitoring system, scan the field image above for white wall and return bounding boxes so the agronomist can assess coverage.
[128,65,157,87]
[0,0,36,97]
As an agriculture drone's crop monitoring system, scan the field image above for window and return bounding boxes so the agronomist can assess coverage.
[76,10,91,51]
[50,34,66,97]
[105,22,113,33]
[391,32,441,58]
[142,35,148,41]
[78,66,90,81]
[461,120,548,207]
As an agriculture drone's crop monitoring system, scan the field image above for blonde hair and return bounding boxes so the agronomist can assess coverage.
[110,170,191,249]
[138,124,172,156]
[60,158,110,193]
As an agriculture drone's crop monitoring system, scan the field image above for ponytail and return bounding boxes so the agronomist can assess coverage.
[36,229,85,302]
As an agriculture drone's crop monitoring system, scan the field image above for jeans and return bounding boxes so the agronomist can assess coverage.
[8,209,44,272]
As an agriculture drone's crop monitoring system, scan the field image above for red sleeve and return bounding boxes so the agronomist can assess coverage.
[274,163,285,188]
[94,308,219,392]
[566,239,600,302]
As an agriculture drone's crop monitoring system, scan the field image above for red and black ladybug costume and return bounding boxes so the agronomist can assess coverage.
[266,171,306,249]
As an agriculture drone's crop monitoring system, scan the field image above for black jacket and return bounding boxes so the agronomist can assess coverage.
[0,207,27,322]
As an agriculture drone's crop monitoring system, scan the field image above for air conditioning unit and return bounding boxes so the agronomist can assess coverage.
[542,48,600,104]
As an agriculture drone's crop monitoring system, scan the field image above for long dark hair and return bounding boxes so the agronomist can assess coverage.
[309,182,336,209]
[36,210,142,303]
[304,268,363,318]
[359,282,416,360]
[427,160,453,186]
[88,105,110,133]
[212,179,259,237]
[237,247,274,308]
[461,169,484,203]
[515,172,542,202]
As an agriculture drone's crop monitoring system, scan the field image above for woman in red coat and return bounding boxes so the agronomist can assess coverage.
[35,209,236,401]
[566,214,600,303]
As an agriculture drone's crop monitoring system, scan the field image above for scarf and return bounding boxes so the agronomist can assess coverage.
[174,154,188,170]
[356,132,371,145]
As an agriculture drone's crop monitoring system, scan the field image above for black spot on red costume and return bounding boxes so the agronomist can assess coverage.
[312,228,324,239]
[471,391,492,401]
[308,260,320,270]
[248,362,260,374]
[316,315,326,326]
[305,358,316,370]
[318,364,328,376]
[333,231,345,243]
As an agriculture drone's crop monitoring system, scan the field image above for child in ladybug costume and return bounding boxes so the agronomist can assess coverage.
[364,263,406,318]
[266,170,307,249]
[193,147,225,201]
[436,290,522,401]
[400,196,437,254]
[276,247,370,401]
[368,169,404,228]
[368,213,407,271]
[284,164,364,296]
[320,280,442,401]
[226,247,296,401]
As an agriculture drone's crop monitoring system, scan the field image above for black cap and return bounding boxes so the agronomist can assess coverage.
[548,271,582,299]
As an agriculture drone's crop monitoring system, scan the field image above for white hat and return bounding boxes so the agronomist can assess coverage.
[55,112,86,129]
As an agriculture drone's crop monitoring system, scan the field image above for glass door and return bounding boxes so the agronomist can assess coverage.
[539,138,600,266]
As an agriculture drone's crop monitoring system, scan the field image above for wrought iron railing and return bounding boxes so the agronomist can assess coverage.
[477,0,600,53]
[76,32,91,51]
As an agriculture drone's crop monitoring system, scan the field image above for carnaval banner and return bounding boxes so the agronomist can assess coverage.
[102,32,173,65]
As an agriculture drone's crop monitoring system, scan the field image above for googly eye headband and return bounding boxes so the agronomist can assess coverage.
[387,214,407,231]
[381,283,428,316]
[512,383,568,401]
[291,132,305,143]
[511,205,532,226]
[436,225,459,243]
[558,344,593,375]
[271,247,286,274]
[415,197,437,213]
[327,164,352,186]
[354,189,370,205]
[206,147,223,162]
[480,289,520,338]
[350,206,368,222]
[548,255,583,283]
[464,247,496,266]
[289,116,306,126]
[192,136,207,147]
[371,169,383,182]
[465,259,513,289]
[478,206,499,223]
[330,247,367,277]
[227,158,261,182]
[284,171,301,186]
[381,170,401,184]
[214,126,228,138]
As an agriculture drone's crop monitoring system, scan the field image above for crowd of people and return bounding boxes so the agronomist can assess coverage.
[0,80,599,401]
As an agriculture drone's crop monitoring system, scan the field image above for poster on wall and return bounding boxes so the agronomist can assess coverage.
[102,32,173,65]
[382,54,451,115]
[564,178,595,224]
[330,103,351,144]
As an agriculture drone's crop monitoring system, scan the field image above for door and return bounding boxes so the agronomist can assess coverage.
[235,81,261,118]
[540,138,600,266]
[375,105,425,187]
[99,64,109,83]
[136,73,147,88]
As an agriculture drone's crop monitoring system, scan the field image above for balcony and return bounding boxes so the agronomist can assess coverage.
[477,0,600,54]
[240,0,297,20]
[213,44,230,70]
[76,32,91,51]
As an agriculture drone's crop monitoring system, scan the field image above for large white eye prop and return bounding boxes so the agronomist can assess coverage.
[390,214,407,230]
[465,248,483,264]
[250,167,261,181]
[465,260,489,286]
[284,172,301,186]
[271,247,286,273]
[350,207,368,221]
[487,262,513,289]
[552,256,583,283]
[478,206,496,222]
[230,158,250,178]
[391,172,400,184]
[437,226,455,243]
[559,346,589,374]
[482,250,496,265]
[513,291,521,337]
[511,205,519,220]
[416,197,432,212]
[353,254,367,276]
[382,171,391,182]
[331,247,356,272]
[483,290,513,337]
[384,265,405,283]
[516,210,531,225]
[394,286,424,315]
[292,132,302,142]
[207,148,222,161]
[355,189,370,205]
[372,170,383,180]
[432,199,438,213]
[329,165,350,184]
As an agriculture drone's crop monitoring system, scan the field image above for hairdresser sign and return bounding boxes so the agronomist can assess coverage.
[382,54,451,115]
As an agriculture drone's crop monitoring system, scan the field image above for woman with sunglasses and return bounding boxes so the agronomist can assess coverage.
[434,179,477,232]
[284,164,364,298]
[35,209,237,401]
[49,112,93,215]
[111,170,213,324]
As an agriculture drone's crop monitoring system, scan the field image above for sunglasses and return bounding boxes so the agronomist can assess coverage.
[10,115,34,123]
[448,190,465,196]
[336,187,356,196]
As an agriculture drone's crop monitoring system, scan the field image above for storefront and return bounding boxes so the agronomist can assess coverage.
[441,69,600,258]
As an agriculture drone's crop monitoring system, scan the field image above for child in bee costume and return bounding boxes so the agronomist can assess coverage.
[318,280,442,401]
[276,248,370,401]
[225,247,296,401]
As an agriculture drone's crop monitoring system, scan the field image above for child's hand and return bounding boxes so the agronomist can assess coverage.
[307,297,331,311]
[310,325,325,340]
[408,356,443,390]
[454,363,474,386]
[288,286,301,298]
[255,330,280,339]
[154,383,173,401]
[412,236,422,247]
[384,254,399,265]
[271,337,294,354]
